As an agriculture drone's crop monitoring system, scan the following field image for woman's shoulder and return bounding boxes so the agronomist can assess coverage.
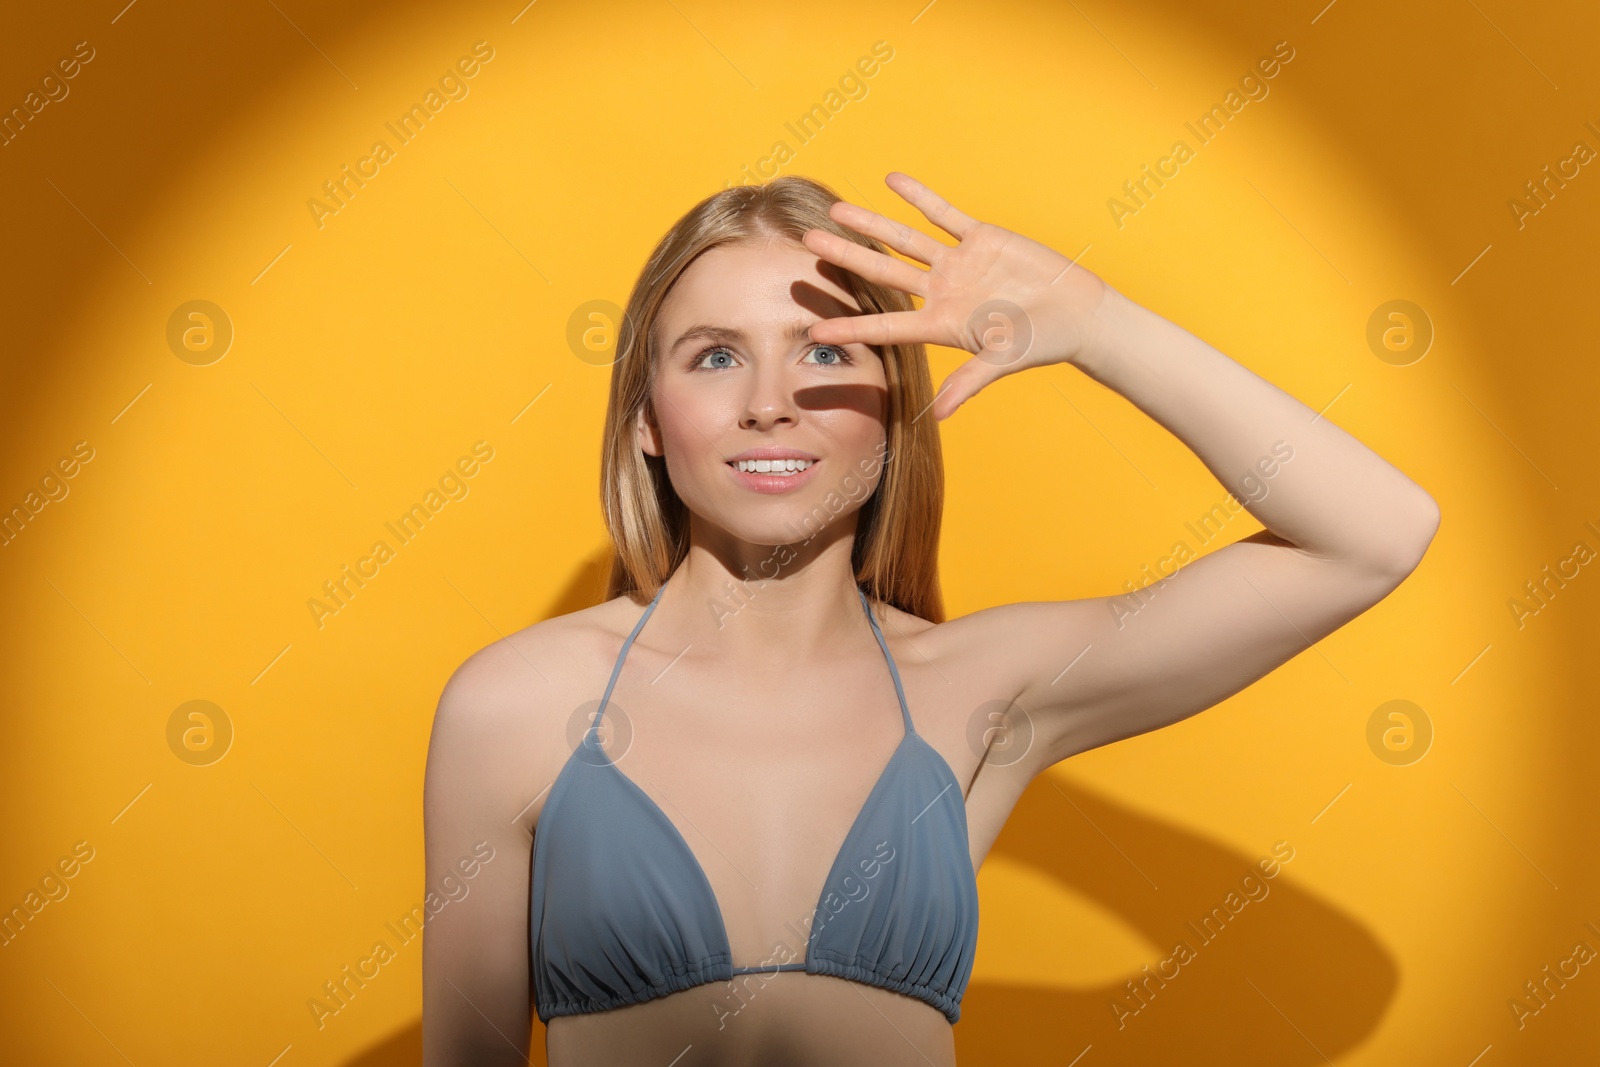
[439,593,644,712]
[430,595,641,753]
[428,594,648,829]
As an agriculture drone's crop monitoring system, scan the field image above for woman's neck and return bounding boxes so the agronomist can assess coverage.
[664,531,871,658]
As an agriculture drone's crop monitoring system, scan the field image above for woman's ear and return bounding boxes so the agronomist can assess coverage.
[634,402,663,457]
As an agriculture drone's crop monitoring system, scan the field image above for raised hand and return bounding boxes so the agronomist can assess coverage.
[801,171,1110,420]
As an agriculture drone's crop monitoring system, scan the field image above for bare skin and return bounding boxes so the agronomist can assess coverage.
[421,172,1441,1066]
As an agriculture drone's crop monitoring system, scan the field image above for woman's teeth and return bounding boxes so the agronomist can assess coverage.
[732,458,813,474]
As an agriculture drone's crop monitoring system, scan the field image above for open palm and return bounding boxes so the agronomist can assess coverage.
[801,171,1109,420]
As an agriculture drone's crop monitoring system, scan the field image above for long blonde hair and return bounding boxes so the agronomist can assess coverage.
[599,175,945,622]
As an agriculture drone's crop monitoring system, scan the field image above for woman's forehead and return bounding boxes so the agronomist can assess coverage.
[663,240,864,325]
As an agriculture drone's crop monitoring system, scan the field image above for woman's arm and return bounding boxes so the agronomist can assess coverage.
[990,285,1438,763]
[804,172,1439,767]
[422,643,545,1066]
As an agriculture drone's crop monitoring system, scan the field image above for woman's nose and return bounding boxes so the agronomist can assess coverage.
[739,359,798,428]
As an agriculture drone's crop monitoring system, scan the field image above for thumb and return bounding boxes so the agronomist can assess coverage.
[932,356,1008,419]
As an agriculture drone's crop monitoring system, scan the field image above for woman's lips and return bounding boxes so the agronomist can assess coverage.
[725,459,821,495]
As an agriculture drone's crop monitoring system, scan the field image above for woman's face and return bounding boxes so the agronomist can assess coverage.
[638,237,891,548]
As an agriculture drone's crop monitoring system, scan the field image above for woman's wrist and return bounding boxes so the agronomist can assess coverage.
[1063,278,1129,378]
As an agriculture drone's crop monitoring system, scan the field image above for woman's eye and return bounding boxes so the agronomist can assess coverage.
[803,344,852,366]
[696,347,736,370]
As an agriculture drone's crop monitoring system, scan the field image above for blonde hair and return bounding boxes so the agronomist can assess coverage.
[599,175,945,622]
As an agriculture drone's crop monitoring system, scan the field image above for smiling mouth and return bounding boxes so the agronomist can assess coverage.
[727,458,816,476]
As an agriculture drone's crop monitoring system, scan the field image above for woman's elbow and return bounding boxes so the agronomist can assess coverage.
[1377,491,1441,583]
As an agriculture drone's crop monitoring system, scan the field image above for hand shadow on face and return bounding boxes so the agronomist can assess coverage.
[781,272,890,421]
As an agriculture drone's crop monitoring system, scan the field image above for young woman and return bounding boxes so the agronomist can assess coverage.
[421,172,1439,1066]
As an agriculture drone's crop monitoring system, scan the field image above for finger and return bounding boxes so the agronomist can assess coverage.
[886,172,981,241]
[931,354,1007,420]
[802,227,930,298]
[807,308,941,349]
[826,198,950,267]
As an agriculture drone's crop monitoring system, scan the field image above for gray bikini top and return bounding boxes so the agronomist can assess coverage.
[528,581,980,1023]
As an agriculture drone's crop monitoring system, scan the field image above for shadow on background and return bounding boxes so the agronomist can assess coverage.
[955,777,1394,1064]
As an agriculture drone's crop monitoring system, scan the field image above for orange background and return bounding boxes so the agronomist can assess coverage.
[2,0,1596,1063]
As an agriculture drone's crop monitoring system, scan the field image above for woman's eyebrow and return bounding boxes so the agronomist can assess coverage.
[669,320,817,353]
